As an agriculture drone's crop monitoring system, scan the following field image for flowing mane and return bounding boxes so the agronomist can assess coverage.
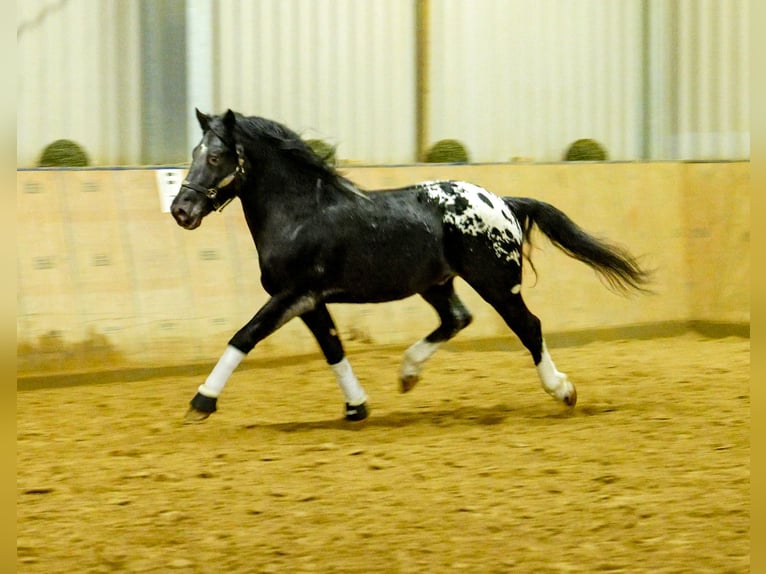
[225,113,366,199]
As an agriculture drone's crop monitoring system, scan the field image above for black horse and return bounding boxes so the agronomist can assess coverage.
[171,109,649,423]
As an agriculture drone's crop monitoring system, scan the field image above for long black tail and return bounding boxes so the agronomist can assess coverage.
[503,196,651,294]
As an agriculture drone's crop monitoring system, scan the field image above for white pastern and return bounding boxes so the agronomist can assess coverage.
[331,358,368,406]
[536,340,576,403]
[198,345,247,398]
[420,181,522,264]
[400,338,442,381]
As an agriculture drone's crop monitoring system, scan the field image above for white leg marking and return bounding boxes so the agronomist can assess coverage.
[198,345,246,398]
[536,340,576,404]
[400,339,442,381]
[331,358,367,406]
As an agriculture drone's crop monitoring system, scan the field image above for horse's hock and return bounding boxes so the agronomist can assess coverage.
[17,162,749,377]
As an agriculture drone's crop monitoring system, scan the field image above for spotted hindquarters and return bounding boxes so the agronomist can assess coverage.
[418,180,523,268]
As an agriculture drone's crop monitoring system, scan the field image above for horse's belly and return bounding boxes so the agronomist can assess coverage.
[274,196,451,302]
[328,235,451,302]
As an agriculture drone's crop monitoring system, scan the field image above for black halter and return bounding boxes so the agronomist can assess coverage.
[181,132,247,212]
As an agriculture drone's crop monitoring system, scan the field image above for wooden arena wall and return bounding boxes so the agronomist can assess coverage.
[17,162,749,375]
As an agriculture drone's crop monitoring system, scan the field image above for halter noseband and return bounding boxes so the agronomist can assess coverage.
[181,140,247,212]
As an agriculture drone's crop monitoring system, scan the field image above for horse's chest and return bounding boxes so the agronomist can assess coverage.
[258,249,314,293]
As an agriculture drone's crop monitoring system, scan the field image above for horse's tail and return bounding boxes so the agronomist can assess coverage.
[503,196,652,295]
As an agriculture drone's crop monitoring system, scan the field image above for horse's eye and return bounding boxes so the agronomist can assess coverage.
[208,154,220,166]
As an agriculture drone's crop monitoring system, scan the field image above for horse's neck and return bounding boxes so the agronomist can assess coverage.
[240,175,329,247]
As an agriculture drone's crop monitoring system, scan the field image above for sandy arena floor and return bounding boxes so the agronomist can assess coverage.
[17,333,749,573]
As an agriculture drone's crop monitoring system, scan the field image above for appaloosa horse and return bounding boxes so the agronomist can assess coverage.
[170,109,649,422]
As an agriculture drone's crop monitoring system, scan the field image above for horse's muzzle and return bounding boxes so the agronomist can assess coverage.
[170,189,210,229]
[171,209,200,229]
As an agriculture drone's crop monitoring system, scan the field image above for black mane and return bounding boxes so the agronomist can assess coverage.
[222,112,365,198]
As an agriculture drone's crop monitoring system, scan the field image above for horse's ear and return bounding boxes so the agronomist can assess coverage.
[223,109,237,134]
[195,108,210,132]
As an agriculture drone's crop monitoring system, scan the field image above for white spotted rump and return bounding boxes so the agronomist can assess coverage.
[419,181,522,264]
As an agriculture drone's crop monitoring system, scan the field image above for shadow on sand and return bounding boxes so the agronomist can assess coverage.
[241,401,615,434]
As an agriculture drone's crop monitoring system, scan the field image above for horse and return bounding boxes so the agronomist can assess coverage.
[171,108,650,423]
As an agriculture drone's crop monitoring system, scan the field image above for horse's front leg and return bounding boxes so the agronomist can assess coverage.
[301,304,369,421]
[186,292,316,422]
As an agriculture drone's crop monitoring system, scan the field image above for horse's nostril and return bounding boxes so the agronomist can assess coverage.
[172,205,188,220]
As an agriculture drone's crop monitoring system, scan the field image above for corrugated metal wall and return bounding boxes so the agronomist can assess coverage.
[429,0,645,162]
[213,0,417,164]
[428,0,749,162]
[17,0,142,166]
[647,0,750,159]
[16,0,749,166]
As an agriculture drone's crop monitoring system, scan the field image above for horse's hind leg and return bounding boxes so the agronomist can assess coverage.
[301,304,369,421]
[479,290,577,406]
[512,299,576,406]
[400,278,473,392]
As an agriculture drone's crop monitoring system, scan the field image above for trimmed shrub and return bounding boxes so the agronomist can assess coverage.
[425,139,470,163]
[305,138,337,166]
[38,139,90,167]
[563,138,608,161]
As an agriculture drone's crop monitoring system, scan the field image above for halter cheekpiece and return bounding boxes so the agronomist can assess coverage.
[180,135,246,212]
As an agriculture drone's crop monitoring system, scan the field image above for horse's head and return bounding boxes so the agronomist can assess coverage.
[171,109,247,229]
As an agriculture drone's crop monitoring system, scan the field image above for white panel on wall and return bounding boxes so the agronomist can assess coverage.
[17,0,142,166]
[214,0,417,164]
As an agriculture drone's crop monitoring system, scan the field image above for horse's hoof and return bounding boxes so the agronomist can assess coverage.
[563,386,577,407]
[400,374,419,393]
[184,408,212,423]
[191,392,217,411]
[345,402,369,422]
[185,392,217,423]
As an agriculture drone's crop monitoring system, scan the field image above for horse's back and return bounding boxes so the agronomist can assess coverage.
[302,189,453,301]
[278,181,525,302]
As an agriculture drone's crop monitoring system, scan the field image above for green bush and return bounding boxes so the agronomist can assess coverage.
[305,138,337,166]
[38,139,90,167]
[425,139,470,163]
[563,138,608,161]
